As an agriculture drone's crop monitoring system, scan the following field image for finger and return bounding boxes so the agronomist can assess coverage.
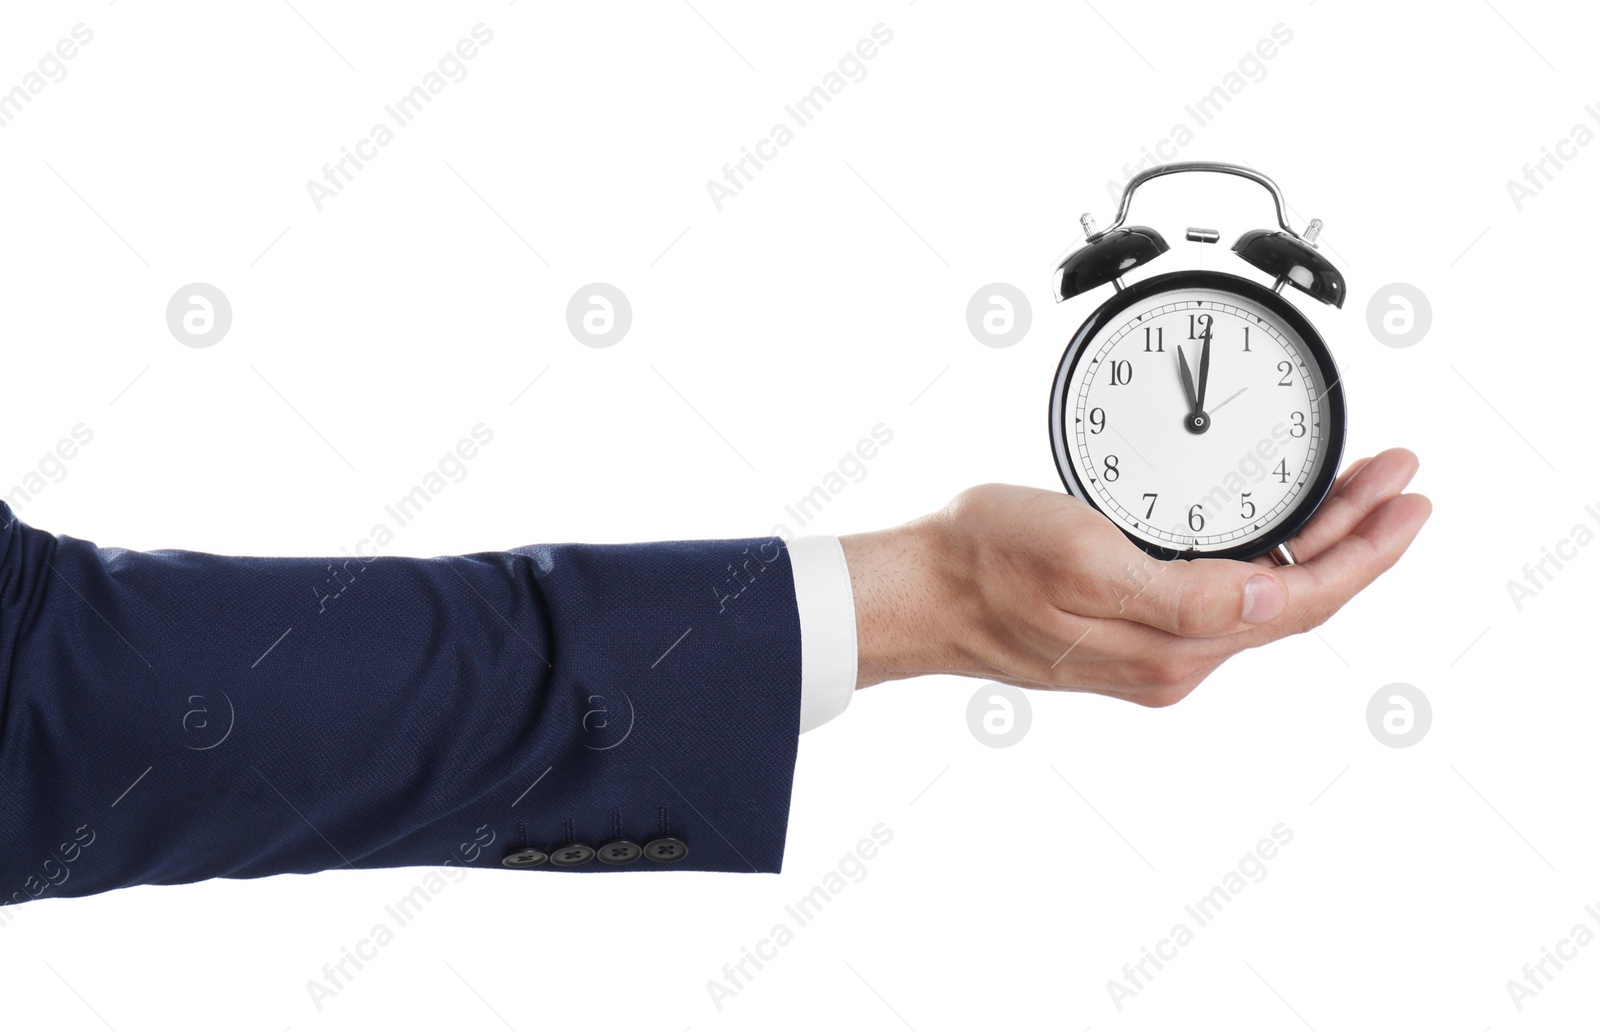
[1094,453,1416,637]
[1251,492,1432,639]
[1256,448,1418,567]
[1330,455,1373,497]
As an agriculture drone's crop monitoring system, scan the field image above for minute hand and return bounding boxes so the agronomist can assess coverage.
[1196,328,1211,413]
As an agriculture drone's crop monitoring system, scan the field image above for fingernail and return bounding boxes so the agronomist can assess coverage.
[1242,576,1284,624]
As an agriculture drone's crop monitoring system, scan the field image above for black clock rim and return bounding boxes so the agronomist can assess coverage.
[1047,270,1348,564]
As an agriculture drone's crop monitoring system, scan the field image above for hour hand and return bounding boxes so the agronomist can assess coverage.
[1176,346,1210,435]
[1177,346,1199,413]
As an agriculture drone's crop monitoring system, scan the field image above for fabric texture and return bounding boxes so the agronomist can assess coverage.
[0,503,803,903]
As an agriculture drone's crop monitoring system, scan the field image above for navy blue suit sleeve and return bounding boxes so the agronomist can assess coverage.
[0,502,802,903]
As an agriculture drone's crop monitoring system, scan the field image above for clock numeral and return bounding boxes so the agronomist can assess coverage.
[1089,407,1106,434]
[1108,360,1133,386]
[1141,493,1157,519]
[1242,326,1252,353]
[1188,504,1206,532]
[1277,361,1293,386]
[1274,459,1290,483]
[1144,327,1164,352]
[1289,411,1307,438]
[1188,314,1213,340]
[1103,455,1120,481]
[1240,492,1256,520]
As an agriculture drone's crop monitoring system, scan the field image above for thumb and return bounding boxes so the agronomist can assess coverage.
[1112,558,1287,637]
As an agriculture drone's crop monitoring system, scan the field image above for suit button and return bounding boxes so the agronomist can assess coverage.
[501,848,547,868]
[550,843,596,866]
[596,840,642,865]
[644,837,689,863]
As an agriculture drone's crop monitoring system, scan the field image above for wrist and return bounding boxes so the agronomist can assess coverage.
[839,512,973,689]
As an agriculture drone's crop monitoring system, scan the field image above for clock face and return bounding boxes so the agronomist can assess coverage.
[1049,272,1346,561]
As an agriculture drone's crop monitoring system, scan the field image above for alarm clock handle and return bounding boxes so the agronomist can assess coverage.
[1095,161,1298,241]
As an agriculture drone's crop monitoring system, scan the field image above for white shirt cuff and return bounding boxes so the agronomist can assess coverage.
[788,534,857,733]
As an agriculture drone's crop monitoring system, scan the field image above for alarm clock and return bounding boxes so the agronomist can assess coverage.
[1048,161,1347,565]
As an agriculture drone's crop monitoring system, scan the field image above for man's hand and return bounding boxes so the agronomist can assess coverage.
[839,449,1430,705]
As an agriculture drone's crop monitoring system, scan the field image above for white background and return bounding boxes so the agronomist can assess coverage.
[0,1,1594,1029]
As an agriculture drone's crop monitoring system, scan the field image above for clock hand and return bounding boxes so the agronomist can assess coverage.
[1210,385,1248,414]
[1196,323,1212,413]
[1177,347,1199,413]
[1176,344,1211,435]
